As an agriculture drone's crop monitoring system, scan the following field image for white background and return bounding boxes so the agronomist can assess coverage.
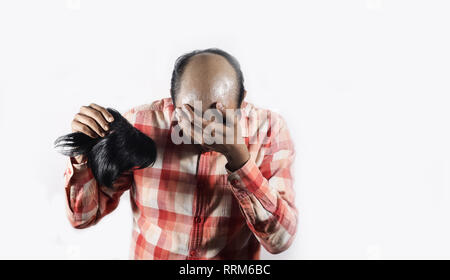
[0,0,450,259]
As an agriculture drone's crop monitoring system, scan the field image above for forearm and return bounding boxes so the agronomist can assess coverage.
[63,157,132,228]
[64,157,100,228]
[227,159,298,254]
[224,144,250,172]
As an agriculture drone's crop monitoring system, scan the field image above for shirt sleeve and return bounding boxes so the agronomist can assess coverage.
[63,110,135,229]
[226,114,297,254]
[63,158,133,229]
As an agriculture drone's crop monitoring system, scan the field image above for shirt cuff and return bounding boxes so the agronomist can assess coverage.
[71,156,87,168]
[64,157,90,187]
[226,158,277,213]
[226,158,253,189]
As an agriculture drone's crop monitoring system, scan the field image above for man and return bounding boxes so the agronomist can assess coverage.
[64,48,297,259]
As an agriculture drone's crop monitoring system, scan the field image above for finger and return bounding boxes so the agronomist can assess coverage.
[201,118,214,132]
[181,105,195,123]
[189,108,221,144]
[217,103,242,141]
[177,107,215,145]
[182,105,217,130]
[196,119,223,146]
[71,120,98,138]
[184,104,202,118]
[175,107,190,124]
[80,105,110,131]
[175,108,189,127]
[89,103,114,122]
[179,106,202,136]
[179,117,203,145]
[74,113,106,137]
[173,116,191,144]
[216,102,235,126]
[233,113,242,140]
[184,104,207,131]
[178,117,195,144]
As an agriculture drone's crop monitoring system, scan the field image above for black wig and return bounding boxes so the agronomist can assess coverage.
[54,108,157,188]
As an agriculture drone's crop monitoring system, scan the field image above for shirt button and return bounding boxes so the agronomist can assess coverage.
[194,216,202,223]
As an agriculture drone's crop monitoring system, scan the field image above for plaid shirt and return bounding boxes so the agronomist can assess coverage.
[64,97,297,260]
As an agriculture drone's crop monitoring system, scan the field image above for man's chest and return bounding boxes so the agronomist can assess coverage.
[131,139,235,219]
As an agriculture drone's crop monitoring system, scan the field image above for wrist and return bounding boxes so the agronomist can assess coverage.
[225,145,250,172]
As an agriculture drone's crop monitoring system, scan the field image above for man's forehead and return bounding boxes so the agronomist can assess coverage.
[179,76,234,100]
[177,81,237,111]
[176,53,238,108]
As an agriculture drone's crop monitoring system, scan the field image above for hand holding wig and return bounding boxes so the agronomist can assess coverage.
[54,108,157,188]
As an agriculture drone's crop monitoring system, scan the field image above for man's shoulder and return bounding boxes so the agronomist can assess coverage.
[126,97,173,114]
[123,97,173,129]
[243,101,286,131]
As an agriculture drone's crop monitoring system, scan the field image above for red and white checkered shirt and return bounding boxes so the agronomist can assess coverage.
[64,97,297,259]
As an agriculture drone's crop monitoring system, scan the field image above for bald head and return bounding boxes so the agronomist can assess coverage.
[170,49,245,111]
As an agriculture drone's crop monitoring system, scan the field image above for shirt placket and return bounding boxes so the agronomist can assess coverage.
[187,151,211,259]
